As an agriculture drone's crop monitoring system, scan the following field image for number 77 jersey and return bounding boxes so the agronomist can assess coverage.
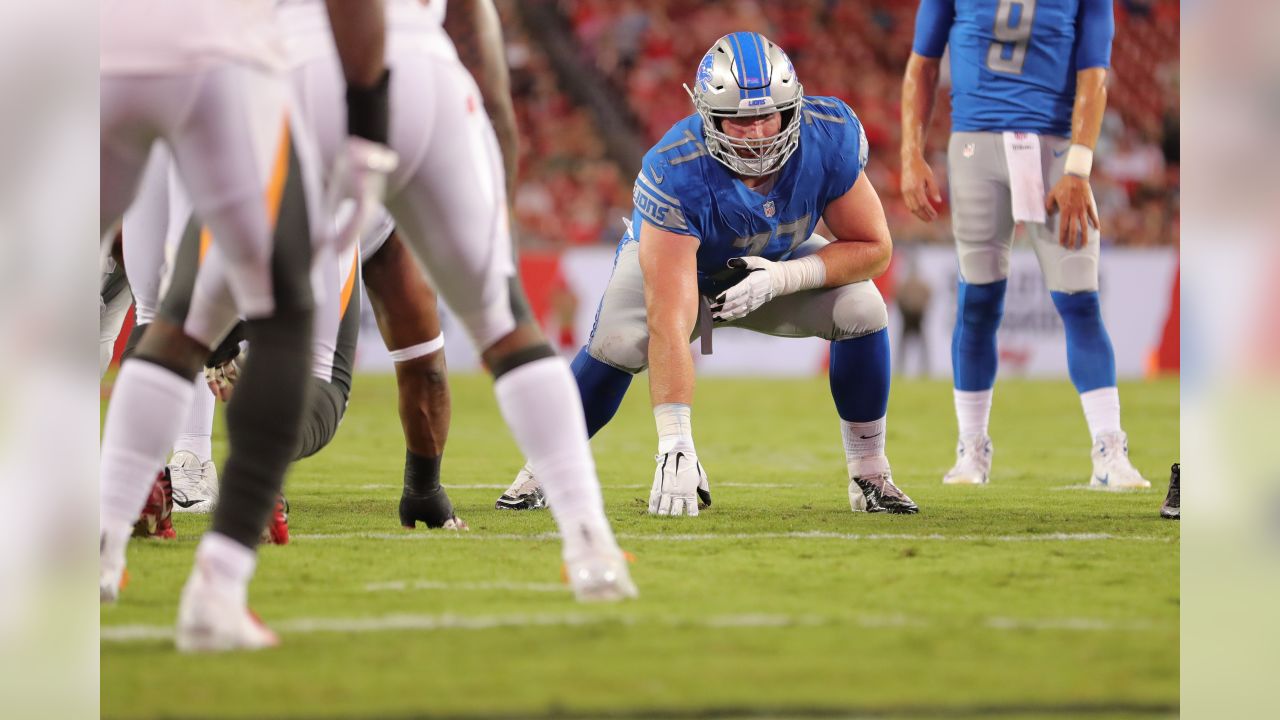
[623,96,868,294]
[912,0,1115,136]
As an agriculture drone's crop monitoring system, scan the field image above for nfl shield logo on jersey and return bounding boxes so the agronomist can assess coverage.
[763,200,776,217]
[963,143,976,158]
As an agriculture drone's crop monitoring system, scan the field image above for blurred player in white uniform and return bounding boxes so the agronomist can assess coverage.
[277,0,635,601]
[99,0,394,651]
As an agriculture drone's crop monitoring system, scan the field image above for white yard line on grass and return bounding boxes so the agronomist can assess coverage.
[292,530,1173,543]
[101,611,1156,644]
[365,580,566,593]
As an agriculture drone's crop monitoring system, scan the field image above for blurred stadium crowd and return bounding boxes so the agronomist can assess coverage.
[498,0,1179,252]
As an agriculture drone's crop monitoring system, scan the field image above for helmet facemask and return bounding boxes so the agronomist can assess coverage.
[684,33,804,178]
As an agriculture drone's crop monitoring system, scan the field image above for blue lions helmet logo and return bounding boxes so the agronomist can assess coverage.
[696,53,715,92]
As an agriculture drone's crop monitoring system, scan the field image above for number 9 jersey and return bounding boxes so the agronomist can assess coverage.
[622,96,868,295]
[912,0,1115,136]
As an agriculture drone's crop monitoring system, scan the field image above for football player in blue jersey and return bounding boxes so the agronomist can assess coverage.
[498,32,918,516]
[900,0,1149,489]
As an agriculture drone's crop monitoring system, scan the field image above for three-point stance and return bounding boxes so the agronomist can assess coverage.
[500,32,918,516]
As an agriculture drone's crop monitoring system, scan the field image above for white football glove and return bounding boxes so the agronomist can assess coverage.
[204,350,245,403]
[711,257,777,322]
[327,136,399,254]
[648,451,712,517]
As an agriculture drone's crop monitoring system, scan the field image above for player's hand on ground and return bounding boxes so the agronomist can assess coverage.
[649,451,710,517]
[328,137,399,253]
[900,153,942,222]
[203,353,244,402]
[1045,174,1099,250]
[712,257,777,322]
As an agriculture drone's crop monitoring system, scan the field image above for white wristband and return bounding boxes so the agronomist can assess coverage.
[774,254,827,296]
[1064,144,1094,178]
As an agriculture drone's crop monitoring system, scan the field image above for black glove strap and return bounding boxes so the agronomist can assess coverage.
[346,69,391,145]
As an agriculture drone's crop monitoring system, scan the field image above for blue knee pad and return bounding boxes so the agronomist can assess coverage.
[829,328,891,422]
[570,347,633,438]
[1050,291,1116,393]
[952,279,1007,391]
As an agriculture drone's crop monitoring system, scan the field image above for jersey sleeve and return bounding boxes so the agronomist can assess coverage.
[911,0,954,58]
[1075,0,1115,70]
[631,154,699,237]
[813,98,868,203]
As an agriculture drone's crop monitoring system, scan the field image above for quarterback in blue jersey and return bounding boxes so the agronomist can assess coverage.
[900,0,1147,489]
[497,32,918,516]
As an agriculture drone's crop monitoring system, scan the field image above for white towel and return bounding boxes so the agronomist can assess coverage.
[1002,131,1047,224]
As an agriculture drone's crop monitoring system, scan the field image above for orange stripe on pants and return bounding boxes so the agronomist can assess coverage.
[197,116,292,264]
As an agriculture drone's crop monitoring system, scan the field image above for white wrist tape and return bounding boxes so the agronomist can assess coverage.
[1064,144,1094,178]
[774,254,827,296]
[654,402,694,454]
[387,333,444,363]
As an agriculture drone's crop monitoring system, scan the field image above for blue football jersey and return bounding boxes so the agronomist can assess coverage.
[912,0,1115,136]
[624,96,868,295]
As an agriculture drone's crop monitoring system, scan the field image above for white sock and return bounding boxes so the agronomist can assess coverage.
[193,531,257,604]
[172,380,215,462]
[654,403,694,455]
[100,360,196,534]
[954,388,994,437]
[492,357,616,558]
[841,417,888,476]
[1080,386,1122,441]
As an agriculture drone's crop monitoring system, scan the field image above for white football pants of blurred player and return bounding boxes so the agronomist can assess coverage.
[99,51,326,639]
[281,0,630,596]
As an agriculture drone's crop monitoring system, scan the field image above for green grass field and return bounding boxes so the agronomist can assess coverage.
[100,373,1179,719]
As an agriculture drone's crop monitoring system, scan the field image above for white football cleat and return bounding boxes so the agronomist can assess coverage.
[175,562,278,653]
[1089,431,1149,490]
[943,433,993,485]
[565,550,638,602]
[100,527,129,604]
[169,450,219,514]
[495,463,547,511]
[561,522,638,602]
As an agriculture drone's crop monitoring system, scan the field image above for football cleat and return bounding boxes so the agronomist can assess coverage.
[943,433,993,485]
[1089,431,1150,490]
[100,529,129,604]
[1160,463,1180,520]
[169,450,219,514]
[561,522,638,602]
[495,464,547,511]
[850,470,919,514]
[260,496,290,545]
[564,550,638,602]
[132,468,176,540]
[175,561,279,653]
[399,486,467,530]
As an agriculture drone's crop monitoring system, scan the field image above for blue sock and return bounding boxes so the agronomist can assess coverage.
[570,347,633,438]
[1050,291,1116,392]
[951,279,1007,391]
[829,329,891,422]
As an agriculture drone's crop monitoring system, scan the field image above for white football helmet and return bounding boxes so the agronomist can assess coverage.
[685,31,804,177]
